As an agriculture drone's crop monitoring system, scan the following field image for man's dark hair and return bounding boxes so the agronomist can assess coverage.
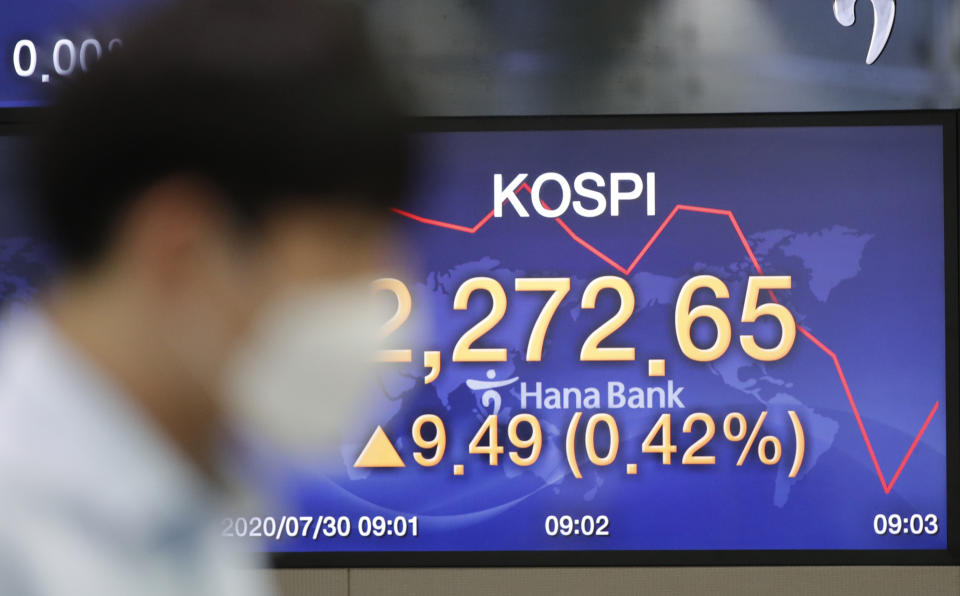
[34,0,410,269]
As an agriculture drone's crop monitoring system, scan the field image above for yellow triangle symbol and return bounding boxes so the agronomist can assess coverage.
[353,426,405,468]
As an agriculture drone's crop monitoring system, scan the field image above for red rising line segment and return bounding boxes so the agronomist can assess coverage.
[391,194,941,494]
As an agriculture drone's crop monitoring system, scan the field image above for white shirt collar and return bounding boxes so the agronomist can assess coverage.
[0,308,219,545]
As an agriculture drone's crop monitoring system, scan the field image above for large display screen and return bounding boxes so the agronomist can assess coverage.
[0,113,955,566]
[264,113,958,565]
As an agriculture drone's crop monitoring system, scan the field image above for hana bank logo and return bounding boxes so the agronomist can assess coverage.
[466,369,519,415]
[834,0,895,64]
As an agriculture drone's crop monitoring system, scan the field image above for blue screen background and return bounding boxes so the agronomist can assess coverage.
[273,124,948,552]
[0,125,948,553]
[1,0,154,107]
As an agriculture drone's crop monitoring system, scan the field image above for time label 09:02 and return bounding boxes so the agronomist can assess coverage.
[544,514,611,537]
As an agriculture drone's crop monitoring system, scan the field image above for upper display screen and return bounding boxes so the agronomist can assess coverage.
[2,0,154,108]
[254,115,955,564]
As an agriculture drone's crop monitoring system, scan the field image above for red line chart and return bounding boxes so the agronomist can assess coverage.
[390,183,941,494]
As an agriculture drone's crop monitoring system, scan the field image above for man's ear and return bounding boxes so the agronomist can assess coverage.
[115,177,231,292]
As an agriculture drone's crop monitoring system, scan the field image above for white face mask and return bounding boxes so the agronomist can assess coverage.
[221,282,381,458]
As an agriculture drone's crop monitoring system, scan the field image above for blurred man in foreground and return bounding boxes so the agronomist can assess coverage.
[0,1,409,594]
